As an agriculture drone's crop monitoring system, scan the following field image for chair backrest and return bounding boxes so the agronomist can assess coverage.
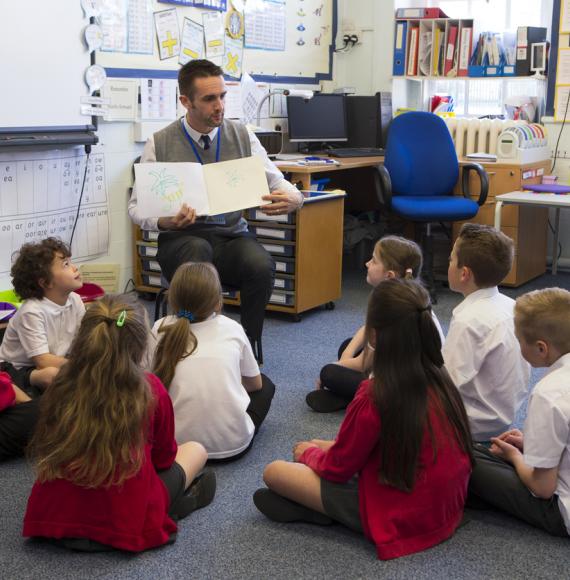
[384,112,459,197]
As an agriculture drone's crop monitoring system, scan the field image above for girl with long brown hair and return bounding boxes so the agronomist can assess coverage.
[254,279,473,560]
[23,295,215,552]
[151,262,275,460]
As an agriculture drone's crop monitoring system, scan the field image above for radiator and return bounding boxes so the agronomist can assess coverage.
[443,118,527,158]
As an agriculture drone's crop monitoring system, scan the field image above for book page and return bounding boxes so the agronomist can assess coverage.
[203,156,269,215]
[134,162,209,218]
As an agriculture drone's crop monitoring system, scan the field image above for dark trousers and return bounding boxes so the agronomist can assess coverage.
[0,399,40,461]
[319,337,365,404]
[157,230,275,341]
[468,446,568,537]
[209,373,275,463]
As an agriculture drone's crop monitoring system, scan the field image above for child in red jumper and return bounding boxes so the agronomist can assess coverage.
[254,279,474,560]
[23,295,215,552]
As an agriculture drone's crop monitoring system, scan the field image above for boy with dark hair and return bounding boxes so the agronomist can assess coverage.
[443,223,529,442]
[0,237,84,459]
[469,288,570,538]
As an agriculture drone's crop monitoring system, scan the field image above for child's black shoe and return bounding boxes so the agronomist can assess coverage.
[253,488,333,525]
[306,389,348,413]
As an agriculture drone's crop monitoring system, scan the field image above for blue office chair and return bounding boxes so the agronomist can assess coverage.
[373,111,489,297]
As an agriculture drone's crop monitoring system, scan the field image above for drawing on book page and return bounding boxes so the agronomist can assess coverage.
[224,168,244,188]
[150,167,184,211]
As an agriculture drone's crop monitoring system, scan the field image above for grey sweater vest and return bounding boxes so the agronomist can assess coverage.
[154,118,252,233]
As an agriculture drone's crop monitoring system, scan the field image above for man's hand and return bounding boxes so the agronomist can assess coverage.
[157,203,197,230]
[293,440,318,462]
[260,190,303,216]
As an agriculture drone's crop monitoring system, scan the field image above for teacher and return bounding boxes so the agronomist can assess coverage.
[129,60,304,361]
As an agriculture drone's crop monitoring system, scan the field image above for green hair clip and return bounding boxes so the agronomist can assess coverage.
[116,310,127,327]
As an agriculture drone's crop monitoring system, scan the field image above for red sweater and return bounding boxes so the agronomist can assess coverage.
[0,371,16,412]
[23,374,178,552]
[300,380,472,560]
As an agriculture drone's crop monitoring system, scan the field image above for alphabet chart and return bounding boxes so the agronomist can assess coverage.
[0,148,109,287]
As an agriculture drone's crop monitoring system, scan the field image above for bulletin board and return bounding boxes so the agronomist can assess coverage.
[97,0,337,84]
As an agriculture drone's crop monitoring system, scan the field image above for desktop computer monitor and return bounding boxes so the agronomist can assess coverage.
[286,94,348,143]
[345,92,392,148]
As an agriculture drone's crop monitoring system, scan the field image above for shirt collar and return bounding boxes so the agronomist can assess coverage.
[182,115,218,146]
[453,286,499,316]
[545,351,570,376]
[40,294,75,313]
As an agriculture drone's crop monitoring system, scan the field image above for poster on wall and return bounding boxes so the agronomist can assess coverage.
[223,36,244,78]
[179,18,205,65]
[154,8,180,59]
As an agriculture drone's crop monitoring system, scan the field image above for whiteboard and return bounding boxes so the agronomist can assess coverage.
[0,1,94,133]
[97,0,336,84]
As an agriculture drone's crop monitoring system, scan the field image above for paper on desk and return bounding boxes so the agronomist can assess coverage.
[0,308,15,322]
[135,156,269,219]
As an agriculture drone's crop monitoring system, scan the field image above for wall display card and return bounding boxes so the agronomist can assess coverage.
[179,18,204,65]
[158,0,227,11]
[100,0,128,52]
[240,72,267,124]
[102,78,138,121]
[154,8,180,60]
[134,156,269,219]
[0,149,109,287]
[244,0,286,51]
[557,48,570,85]
[140,78,178,120]
[555,85,570,122]
[562,0,570,33]
[223,36,244,79]
[224,81,243,119]
[128,0,154,54]
[203,11,225,59]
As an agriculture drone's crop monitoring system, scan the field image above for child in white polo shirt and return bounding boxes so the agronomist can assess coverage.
[0,238,85,395]
[468,287,570,537]
[443,224,530,442]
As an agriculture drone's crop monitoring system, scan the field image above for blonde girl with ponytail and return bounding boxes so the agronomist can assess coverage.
[151,262,276,461]
[24,295,215,553]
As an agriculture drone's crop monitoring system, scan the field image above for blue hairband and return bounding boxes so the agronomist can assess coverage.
[177,309,195,322]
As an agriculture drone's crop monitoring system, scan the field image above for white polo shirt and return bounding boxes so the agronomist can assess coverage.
[523,352,570,535]
[151,313,259,459]
[0,292,85,369]
[442,287,530,441]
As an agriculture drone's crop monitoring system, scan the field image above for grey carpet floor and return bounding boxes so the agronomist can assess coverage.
[2,263,570,579]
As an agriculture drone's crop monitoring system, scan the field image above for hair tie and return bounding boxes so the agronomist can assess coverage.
[418,306,430,314]
[405,268,413,275]
[116,310,127,327]
[177,309,195,322]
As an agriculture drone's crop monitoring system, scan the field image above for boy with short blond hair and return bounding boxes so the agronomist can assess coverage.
[0,238,84,459]
[468,288,570,537]
[443,224,530,442]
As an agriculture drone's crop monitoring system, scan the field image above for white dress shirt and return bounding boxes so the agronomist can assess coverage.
[442,287,530,441]
[523,352,570,535]
[128,117,302,231]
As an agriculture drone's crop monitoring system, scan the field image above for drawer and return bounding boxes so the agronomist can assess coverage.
[138,243,158,257]
[247,208,296,224]
[261,242,295,257]
[142,230,159,242]
[275,258,295,274]
[142,273,162,287]
[269,290,295,306]
[273,276,295,291]
[142,259,161,272]
[251,226,295,241]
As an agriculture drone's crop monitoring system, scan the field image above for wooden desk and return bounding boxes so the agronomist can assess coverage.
[275,156,384,191]
[495,191,570,275]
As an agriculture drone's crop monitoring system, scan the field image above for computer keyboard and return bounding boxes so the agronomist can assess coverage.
[327,147,385,158]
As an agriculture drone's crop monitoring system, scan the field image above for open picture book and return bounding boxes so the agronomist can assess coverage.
[134,156,269,219]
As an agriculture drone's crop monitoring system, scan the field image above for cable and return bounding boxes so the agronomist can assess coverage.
[123,278,136,294]
[547,218,563,260]
[551,93,570,173]
[68,144,92,249]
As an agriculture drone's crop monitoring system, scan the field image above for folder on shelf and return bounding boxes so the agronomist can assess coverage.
[418,25,433,76]
[432,27,442,75]
[396,7,448,19]
[515,26,547,76]
[393,20,408,75]
[407,25,420,76]
[444,25,458,76]
[458,26,473,76]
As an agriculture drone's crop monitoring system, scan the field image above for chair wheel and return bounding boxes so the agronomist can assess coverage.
[292,314,302,322]
[325,301,335,310]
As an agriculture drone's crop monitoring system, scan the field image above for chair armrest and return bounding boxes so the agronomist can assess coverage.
[372,164,393,211]
[461,162,489,206]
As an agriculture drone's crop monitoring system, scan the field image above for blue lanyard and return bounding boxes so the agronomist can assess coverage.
[181,119,222,164]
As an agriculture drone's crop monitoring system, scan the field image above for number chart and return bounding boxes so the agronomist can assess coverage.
[0,148,109,287]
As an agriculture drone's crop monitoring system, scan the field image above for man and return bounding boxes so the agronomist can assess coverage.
[129,60,303,358]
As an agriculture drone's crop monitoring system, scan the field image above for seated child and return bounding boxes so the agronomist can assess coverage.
[0,372,39,461]
[151,262,275,461]
[23,295,215,552]
[306,235,445,412]
[443,224,530,442]
[254,279,473,560]
[468,287,570,538]
[0,238,85,392]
